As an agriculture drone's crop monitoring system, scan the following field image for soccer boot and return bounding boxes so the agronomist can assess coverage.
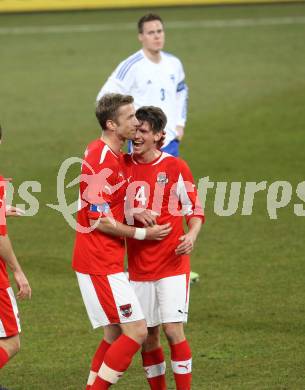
[190,270,200,283]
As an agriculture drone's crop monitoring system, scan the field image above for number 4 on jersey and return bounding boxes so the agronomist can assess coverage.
[135,186,147,206]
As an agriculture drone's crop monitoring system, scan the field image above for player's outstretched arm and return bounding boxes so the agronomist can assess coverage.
[90,217,171,241]
[0,234,31,299]
[175,217,202,255]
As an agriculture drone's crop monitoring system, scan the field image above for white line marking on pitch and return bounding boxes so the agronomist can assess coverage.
[0,16,305,35]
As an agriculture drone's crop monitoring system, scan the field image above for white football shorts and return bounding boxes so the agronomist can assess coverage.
[0,287,21,337]
[130,273,190,327]
[76,271,144,328]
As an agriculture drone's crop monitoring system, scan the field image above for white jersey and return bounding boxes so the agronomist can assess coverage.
[96,49,188,148]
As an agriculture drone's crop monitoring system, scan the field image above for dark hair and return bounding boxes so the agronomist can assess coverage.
[136,106,167,148]
[137,13,163,33]
[96,93,134,130]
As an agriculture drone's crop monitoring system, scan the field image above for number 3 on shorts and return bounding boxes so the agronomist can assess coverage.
[160,88,165,101]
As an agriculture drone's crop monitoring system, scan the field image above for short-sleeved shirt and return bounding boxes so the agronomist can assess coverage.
[0,176,10,289]
[72,139,127,275]
[97,50,188,148]
[123,153,204,281]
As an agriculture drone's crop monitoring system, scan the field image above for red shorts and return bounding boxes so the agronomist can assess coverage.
[0,287,21,338]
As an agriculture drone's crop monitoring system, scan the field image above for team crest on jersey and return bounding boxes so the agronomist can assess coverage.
[119,304,132,318]
[157,173,169,185]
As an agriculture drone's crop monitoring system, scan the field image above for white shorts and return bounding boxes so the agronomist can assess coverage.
[76,272,144,329]
[130,274,190,327]
[0,287,21,338]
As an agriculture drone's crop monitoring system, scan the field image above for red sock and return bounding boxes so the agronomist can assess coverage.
[86,340,111,389]
[142,347,167,390]
[91,334,140,389]
[90,376,111,390]
[170,340,192,390]
[0,347,9,369]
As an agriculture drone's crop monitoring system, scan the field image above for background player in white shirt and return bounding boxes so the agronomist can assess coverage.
[96,13,188,157]
[123,106,204,390]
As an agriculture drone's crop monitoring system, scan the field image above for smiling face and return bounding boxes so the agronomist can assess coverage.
[138,20,165,54]
[133,120,163,161]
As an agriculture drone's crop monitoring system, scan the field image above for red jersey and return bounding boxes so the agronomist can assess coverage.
[123,153,204,281]
[72,139,127,275]
[0,176,10,289]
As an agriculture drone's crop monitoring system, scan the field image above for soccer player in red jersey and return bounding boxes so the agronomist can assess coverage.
[0,127,32,384]
[72,94,171,389]
[123,106,204,390]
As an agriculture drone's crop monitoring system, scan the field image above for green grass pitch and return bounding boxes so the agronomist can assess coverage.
[0,3,305,389]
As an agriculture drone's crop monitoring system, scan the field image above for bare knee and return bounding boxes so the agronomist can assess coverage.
[103,324,121,344]
[0,334,20,358]
[8,335,20,357]
[121,320,148,345]
[162,323,185,345]
[142,326,160,352]
[135,320,148,344]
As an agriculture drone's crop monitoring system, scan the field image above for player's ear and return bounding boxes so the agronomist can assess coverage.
[106,119,117,132]
[138,33,143,44]
[154,132,163,144]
